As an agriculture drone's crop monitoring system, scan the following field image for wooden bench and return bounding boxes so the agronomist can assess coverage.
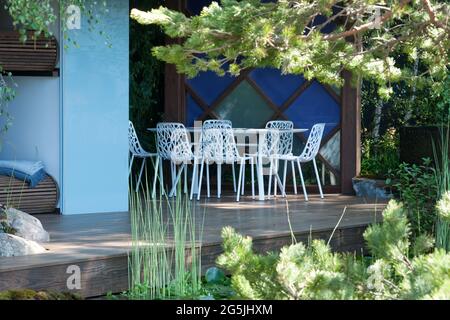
[0,174,59,214]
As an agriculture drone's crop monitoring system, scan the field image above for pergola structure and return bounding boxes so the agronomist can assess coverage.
[163,0,361,195]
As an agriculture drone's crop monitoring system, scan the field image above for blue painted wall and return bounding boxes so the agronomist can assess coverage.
[61,0,129,214]
[0,77,61,188]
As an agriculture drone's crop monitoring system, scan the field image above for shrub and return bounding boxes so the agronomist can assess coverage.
[0,289,82,300]
[436,191,450,252]
[386,159,438,237]
[361,129,399,179]
[217,200,449,300]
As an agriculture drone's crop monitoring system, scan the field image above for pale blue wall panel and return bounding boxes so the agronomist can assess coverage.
[0,77,60,188]
[61,0,129,214]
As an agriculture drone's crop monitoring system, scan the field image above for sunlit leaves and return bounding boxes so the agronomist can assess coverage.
[132,0,449,97]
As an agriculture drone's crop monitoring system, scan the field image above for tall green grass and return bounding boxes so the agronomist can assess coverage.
[128,174,204,300]
[432,126,450,251]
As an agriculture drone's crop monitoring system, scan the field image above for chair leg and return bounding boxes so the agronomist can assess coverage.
[237,160,244,202]
[159,157,165,196]
[250,158,255,199]
[282,159,288,195]
[241,162,245,196]
[275,173,286,197]
[136,158,146,192]
[190,160,198,200]
[274,175,278,196]
[313,158,324,199]
[170,164,185,197]
[291,160,297,195]
[197,161,205,201]
[170,162,176,197]
[152,156,160,199]
[232,163,236,193]
[128,154,135,177]
[273,162,277,197]
[217,164,222,198]
[296,159,308,201]
[184,163,188,194]
[206,164,211,198]
[268,158,273,199]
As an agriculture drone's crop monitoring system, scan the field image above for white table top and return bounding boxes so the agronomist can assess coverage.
[147,127,308,133]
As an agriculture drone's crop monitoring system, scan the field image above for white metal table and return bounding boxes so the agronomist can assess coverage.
[147,127,308,201]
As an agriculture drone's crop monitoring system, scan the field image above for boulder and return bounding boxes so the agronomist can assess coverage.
[5,208,50,243]
[0,233,47,257]
[352,177,392,200]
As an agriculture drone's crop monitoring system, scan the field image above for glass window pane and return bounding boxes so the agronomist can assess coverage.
[284,81,340,136]
[215,81,275,128]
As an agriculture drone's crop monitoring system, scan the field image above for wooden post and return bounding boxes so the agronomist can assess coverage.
[164,0,186,122]
[340,70,361,194]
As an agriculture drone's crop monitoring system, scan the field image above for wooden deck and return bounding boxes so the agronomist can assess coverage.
[0,194,387,298]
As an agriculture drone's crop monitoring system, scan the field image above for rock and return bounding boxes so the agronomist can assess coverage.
[5,208,50,243]
[0,233,47,257]
[352,177,392,200]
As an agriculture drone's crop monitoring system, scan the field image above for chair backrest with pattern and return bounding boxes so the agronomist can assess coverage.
[299,123,325,162]
[201,120,234,163]
[157,123,192,162]
[265,120,294,156]
[128,121,145,156]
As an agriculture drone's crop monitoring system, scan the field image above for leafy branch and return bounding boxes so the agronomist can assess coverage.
[131,0,450,98]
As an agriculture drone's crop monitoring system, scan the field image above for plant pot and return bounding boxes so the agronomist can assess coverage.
[352,177,392,200]
[400,126,450,166]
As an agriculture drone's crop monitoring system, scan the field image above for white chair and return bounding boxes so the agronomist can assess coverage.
[245,125,286,199]
[197,122,255,202]
[153,122,201,198]
[265,120,296,197]
[276,123,326,201]
[128,121,158,192]
[201,119,237,199]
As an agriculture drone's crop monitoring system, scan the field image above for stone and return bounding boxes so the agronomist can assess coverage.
[0,233,47,257]
[352,177,392,200]
[5,208,50,243]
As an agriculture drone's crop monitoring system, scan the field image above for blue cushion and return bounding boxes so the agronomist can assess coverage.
[0,168,47,188]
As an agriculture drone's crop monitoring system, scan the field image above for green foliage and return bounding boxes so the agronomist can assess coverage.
[364,201,411,262]
[127,180,203,300]
[0,221,16,235]
[432,126,450,251]
[0,289,82,300]
[361,129,399,179]
[130,0,164,160]
[217,226,285,299]
[201,267,235,300]
[402,249,450,299]
[217,200,450,300]
[131,1,450,96]
[4,0,109,45]
[276,240,356,299]
[436,76,450,122]
[436,191,450,252]
[386,159,438,237]
[0,205,16,235]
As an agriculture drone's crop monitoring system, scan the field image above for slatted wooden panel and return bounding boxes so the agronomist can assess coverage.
[0,175,59,214]
[0,31,58,72]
